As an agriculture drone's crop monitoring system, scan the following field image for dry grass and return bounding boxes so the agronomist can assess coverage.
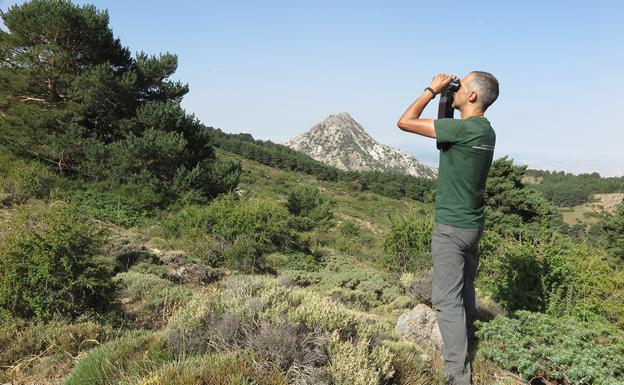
[471,349,528,385]
[521,175,543,185]
[561,192,624,225]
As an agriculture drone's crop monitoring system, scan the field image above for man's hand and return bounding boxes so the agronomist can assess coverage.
[397,73,458,138]
[430,73,458,95]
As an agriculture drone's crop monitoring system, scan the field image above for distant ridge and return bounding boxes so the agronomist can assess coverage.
[282,112,437,178]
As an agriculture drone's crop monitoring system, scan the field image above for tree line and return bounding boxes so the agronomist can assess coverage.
[525,169,624,207]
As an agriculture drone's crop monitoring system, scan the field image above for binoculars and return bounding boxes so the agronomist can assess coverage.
[437,79,460,119]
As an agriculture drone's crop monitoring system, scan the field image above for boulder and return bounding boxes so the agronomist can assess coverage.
[395,303,443,351]
[168,263,220,285]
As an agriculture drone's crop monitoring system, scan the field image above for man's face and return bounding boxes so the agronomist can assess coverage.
[451,73,474,109]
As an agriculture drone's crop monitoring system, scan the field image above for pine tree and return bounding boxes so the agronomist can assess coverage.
[0,0,131,162]
[484,156,560,237]
[0,0,239,205]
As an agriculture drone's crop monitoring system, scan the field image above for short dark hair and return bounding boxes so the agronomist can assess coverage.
[469,71,499,111]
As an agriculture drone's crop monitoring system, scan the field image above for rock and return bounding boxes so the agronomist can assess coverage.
[408,268,433,305]
[168,263,220,285]
[100,227,159,272]
[149,247,164,256]
[159,250,187,265]
[395,303,443,351]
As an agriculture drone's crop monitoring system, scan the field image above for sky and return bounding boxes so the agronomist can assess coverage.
[2,0,624,176]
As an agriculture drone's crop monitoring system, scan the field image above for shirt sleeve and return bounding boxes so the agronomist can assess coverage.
[434,118,463,148]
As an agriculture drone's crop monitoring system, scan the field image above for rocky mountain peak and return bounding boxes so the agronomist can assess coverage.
[282,113,436,178]
[324,112,358,126]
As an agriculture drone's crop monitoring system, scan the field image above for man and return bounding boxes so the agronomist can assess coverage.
[397,71,499,385]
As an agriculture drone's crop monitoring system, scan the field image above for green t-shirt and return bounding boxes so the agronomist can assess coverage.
[433,116,496,229]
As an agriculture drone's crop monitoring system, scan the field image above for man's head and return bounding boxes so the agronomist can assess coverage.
[452,71,499,113]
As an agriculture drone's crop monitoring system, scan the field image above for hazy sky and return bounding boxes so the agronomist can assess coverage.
[3,1,624,176]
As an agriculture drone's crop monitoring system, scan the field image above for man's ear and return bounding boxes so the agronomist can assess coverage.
[469,91,478,103]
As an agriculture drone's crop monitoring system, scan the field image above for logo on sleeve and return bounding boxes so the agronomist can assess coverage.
[472,144,494,151]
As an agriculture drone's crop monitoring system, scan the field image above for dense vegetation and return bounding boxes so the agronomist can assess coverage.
[206,126,436,201]
[525,169,624,207]
[1,1,623,384]
[0,0,240,209]
[484,156,562,238]
[588,201,624,269]
[476,311,624,384]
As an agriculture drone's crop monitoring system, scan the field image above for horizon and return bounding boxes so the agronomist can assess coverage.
[271,110,618,177]
[2,0,622,177]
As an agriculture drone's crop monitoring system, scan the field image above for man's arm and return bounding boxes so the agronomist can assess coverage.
[397,73,456,138]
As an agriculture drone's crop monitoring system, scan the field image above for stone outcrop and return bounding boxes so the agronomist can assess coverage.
[395,303,443,351]
[282,112,436,178]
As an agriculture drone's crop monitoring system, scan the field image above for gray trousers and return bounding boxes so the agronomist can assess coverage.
[431,222,484,385]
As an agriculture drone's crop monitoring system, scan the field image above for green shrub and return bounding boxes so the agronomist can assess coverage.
[152,204,224,265]
[384,340,447,385]
[0,149,56,206]
[327,330,394,385]
[539,236,624,327]
[477,229,624,327]
[204,192,306,248]
[282,251,321,272]
[588,200,624,269]
[0,202,118,320]
[127,352,288,385]
[161,193,310,271]
[114,272,194,324]
[263,252,289,269]
[314,256,403,311]
[381,207,433,273]
[167,275,392,347]
[475,311,624,384]
[162,274,400,384]
[280,255,404,313]
[63,330,174,385]
[223,233,267,272]
[285,184,334,227]
[278,270,322,287]
[477,232,546,312]
[0,318,112,373]
[160,203,212,239]
[176,233,224,266]
[61,179,160,227]
[338,220,360,237]
[162,193,281,243]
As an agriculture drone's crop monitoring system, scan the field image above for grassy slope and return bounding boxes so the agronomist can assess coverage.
[560,192,624,226]
[3,147,524,385]
[216,147,431,259]
[523,174,624,227]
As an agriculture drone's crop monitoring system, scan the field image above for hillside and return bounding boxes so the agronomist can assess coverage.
[4,146,624,384]
[1,147,533,385]
[560,192,624,226]
[2,2,624,384]
[217,146,423,253]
